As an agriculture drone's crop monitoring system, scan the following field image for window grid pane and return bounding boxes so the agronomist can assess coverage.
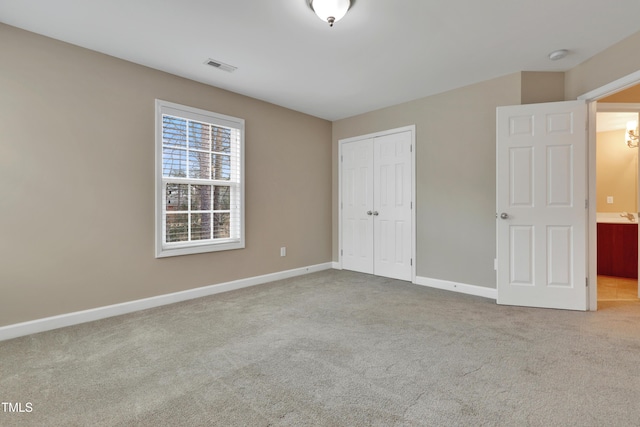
[212,126,231,153]
[191,213,212,241]
[213,186,230,210]
[163,182,236,244]
[162,116,187,147]
[159,104,243,254]
[191,185,212,211]
[163,147,187,178]
[166,213,188,243]
[189,151,211,179]
[166,183,188,211]
[188,121,211,151]
[162,115,239,184]
[212,154,231,181]
[213,213,231,239]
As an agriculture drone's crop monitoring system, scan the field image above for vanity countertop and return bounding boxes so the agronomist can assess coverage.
[596,212,638,224]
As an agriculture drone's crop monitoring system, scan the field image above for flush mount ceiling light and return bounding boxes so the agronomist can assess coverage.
[309,0,351,27]
[548,49,569,61]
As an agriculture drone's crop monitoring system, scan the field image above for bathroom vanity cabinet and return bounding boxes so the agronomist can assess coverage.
[597,222,638,278]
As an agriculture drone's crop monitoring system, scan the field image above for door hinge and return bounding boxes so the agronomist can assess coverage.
[341,249,343,256]
[410,145,413,153]
[410,258,413,266]
[341,155,343,162]
[585,199,588,209]
[410,201,413,209]
[585,277,588,287]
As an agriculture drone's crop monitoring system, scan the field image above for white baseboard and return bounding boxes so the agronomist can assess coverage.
[331,262,341,269]
[414,276,497,300]
[0,262,333,342]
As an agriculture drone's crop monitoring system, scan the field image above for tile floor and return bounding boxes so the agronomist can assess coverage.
[597,275,639,301]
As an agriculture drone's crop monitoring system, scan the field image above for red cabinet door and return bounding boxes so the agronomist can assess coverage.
[597,223,638,279]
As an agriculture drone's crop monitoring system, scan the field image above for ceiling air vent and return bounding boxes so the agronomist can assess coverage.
[205,58,237,73]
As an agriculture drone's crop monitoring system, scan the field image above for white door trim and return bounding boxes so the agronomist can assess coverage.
[338,125,417,283]
[579,70,640,311]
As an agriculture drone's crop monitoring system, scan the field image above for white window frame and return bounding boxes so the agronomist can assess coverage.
[155,100,245,258]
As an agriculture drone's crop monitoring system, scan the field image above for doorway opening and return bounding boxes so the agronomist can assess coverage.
[595,105,640,304]
[581,75,640,309]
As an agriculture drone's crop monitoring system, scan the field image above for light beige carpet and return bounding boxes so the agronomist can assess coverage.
[1,270,639,426]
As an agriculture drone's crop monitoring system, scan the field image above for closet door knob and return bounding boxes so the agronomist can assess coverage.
[366,211,373,216]
[373,211,379,216]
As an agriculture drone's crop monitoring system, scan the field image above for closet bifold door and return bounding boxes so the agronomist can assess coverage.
[341,138,375,274]
[373,132,413,281]
[340,130,413,281]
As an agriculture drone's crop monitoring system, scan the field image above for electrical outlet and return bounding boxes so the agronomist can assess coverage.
[607,196,614,204]
[280,247,286,257]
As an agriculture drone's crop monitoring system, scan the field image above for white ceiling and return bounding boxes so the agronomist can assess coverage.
[2,1,640,121]
[597,112,638,132]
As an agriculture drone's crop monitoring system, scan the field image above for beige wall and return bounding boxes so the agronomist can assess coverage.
[596,129,638,212]
[333,73,522,288]
[600,84,640,103]
[332,28,640,290]
[597,84,640,214]
[521,72,565,104]
[0,24,332,327]
[565,31,640,100]
[4,20,640,328]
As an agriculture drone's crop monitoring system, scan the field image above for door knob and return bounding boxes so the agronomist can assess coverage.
[500,212,509,219]
[366,211,373,216]
[373,211,379,216]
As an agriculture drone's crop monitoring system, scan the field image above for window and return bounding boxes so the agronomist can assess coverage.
[155,100,244,257]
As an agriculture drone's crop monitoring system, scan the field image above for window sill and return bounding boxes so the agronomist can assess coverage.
[155,239,244,258]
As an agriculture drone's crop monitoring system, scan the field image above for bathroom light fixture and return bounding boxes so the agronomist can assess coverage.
[309,0,351,27]
[626,121,639,148]
[548,49,569,61]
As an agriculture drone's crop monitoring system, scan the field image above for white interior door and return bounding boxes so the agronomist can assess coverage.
[342,138,374,274]
[496,100,588,310]
[373,132,413,281]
